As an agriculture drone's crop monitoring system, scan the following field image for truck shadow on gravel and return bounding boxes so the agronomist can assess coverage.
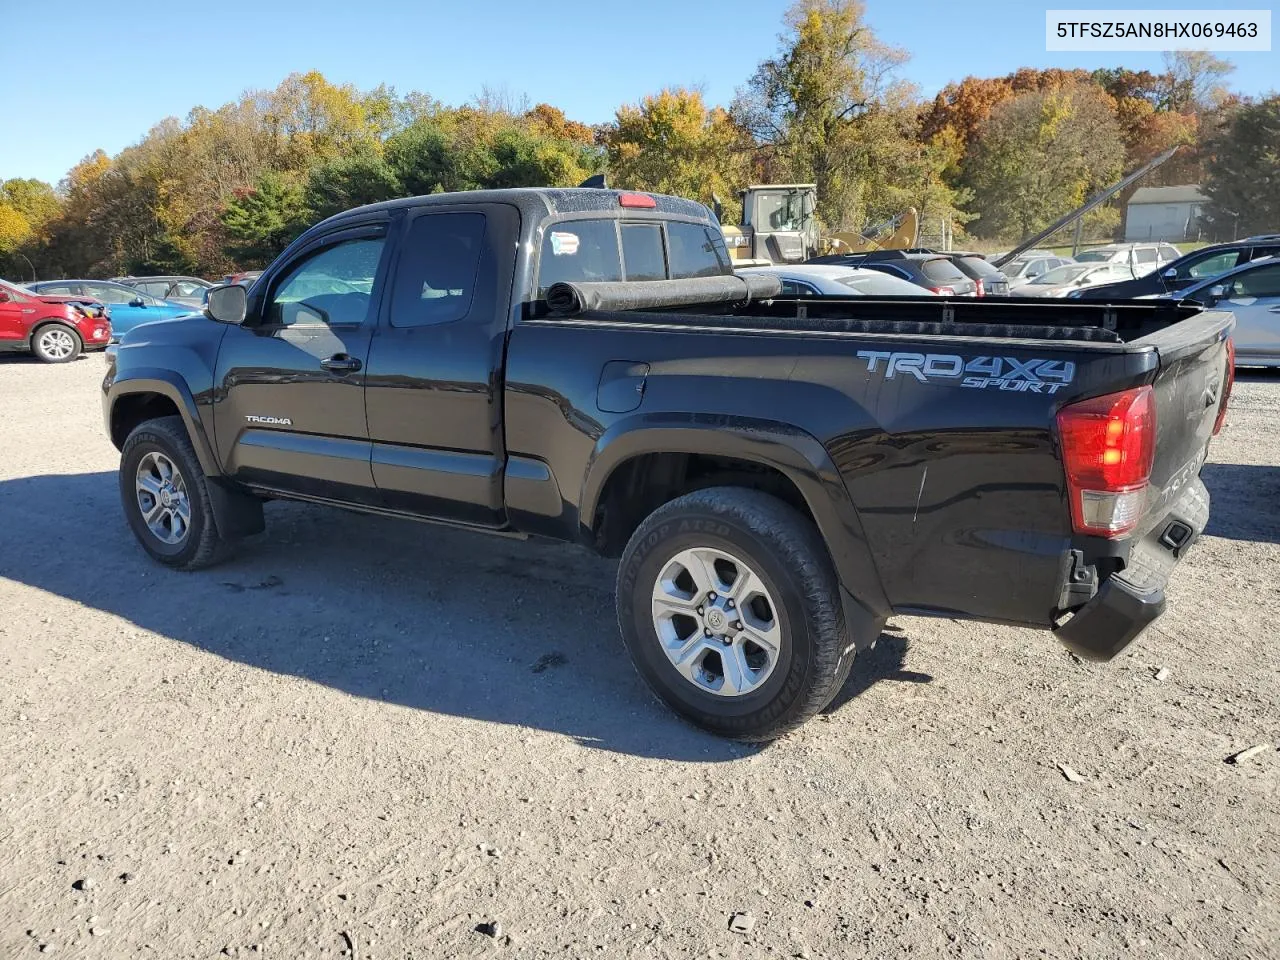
[0,471,915,760]
[1201,463,1280,544]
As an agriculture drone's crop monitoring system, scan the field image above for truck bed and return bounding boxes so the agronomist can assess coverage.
[542,294,1209,346]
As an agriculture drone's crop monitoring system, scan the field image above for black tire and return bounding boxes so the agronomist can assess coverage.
[30,323,82,363]
[616,487,856,741]
[119,415,232,570]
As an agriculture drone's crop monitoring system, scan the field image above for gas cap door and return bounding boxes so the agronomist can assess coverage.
[596,361,650,413]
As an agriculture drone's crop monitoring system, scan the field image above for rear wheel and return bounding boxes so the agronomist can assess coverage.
[120,416,232,569]
[31,324,81,363]
[616,487,857,741]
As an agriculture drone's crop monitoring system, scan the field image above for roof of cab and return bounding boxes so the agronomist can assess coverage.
[313,187,716,230]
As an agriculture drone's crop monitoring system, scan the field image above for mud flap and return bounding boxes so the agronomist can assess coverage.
[207,480,265,540]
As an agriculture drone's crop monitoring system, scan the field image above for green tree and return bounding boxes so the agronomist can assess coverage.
[1202,96,1280,239]
[220,172,308,266]
[488,126,599,189]
[965,84,1125,241]
[305,148,402,221]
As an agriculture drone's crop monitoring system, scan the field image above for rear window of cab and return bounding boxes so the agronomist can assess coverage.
[537,218,730,296]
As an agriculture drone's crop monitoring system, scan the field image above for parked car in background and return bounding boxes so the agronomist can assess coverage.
[1001,253,1076,285]
[737,264,937,296]
[1073,235,1280,300]
[115,275,213,308]
[1164,257,1280,367]
[0,279,111,362]
[933,251,1011,296]
[221,270,263,287]
[1011,262,1136,297]
[27,280,195,336]
[808,250,978,296]
[1072,242,1180,279]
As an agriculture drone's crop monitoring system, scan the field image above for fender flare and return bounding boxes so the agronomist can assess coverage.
[580,412,890,616]
[106,369,220,477]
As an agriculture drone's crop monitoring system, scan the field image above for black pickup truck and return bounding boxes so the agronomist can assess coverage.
[102,187,1234,740]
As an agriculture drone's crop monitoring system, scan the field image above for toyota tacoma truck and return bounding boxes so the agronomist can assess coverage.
[102,187,1234,741]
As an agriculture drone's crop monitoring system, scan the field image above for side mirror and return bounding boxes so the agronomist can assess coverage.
[0,292,10,303]
[1207,284,1227,301]
[129,296,146,307]
[1162,267,1177,279]
[206,284,247,324]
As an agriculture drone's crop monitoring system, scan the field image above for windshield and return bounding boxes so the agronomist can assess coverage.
[1073,251,1114,263]
[755,191,806,232]
[1032,264,1092,285]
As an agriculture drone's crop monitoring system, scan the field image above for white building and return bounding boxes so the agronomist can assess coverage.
[1124,185,1206,242]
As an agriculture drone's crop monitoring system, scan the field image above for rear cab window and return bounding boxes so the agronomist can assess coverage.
[536,217,730,298]
[920,258,968,284]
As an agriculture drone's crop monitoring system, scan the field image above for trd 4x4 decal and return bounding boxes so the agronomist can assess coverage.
[856,351,1076,395]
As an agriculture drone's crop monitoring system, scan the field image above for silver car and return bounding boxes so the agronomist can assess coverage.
[736,264,937,296]
[1172,257,1280,367]
[1011,262,1135,298]
[1001,254,1076,284]
[1072,242,1181,279]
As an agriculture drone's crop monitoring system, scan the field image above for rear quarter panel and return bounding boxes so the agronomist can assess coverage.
[505,316,1160,627]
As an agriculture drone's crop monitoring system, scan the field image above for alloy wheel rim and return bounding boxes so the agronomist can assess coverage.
[650,547,782,697]
[39,329,75,359]
[135,451,191,545]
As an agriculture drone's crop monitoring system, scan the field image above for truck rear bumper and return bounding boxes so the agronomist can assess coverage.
[1054,573,1166,661]
[1053,476,1209,661]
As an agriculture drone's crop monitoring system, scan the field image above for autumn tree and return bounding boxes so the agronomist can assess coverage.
[1160,51,1235,112]
[259,71,383,173]
[966,84,1125,241]
[733,0,920,229]
[1202,95,1280,239]
[604,89,752,221]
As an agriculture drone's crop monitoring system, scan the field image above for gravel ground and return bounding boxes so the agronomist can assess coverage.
[1,353,1276,960]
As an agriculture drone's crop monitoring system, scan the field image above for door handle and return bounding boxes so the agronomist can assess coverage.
[1268,306,1280,314]
[321,354,362,372]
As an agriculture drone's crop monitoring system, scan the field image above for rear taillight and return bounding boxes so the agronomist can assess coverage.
[1056,386,1155,537]
[931,286,955,296]
[974,279,985,297]
[1213,338,1235,436]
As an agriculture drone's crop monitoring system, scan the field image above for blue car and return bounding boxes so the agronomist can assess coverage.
[27,279,197,336]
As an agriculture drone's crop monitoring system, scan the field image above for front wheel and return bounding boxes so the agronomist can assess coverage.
[616,487,857,741]
[31,324,82,363]
[119,415,232,569]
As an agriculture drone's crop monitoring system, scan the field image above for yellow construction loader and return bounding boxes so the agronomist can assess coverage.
[717,184,919,265]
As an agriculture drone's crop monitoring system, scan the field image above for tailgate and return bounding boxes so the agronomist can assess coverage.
[1137,308,1234,538]
[1053,308,1232,661]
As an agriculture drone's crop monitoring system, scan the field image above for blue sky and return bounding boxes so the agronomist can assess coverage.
[1,0,1274,185]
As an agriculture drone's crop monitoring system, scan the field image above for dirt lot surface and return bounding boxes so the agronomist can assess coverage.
[1,353,1277,960]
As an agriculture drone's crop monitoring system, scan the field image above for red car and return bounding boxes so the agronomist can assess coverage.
[0,279,112,362]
